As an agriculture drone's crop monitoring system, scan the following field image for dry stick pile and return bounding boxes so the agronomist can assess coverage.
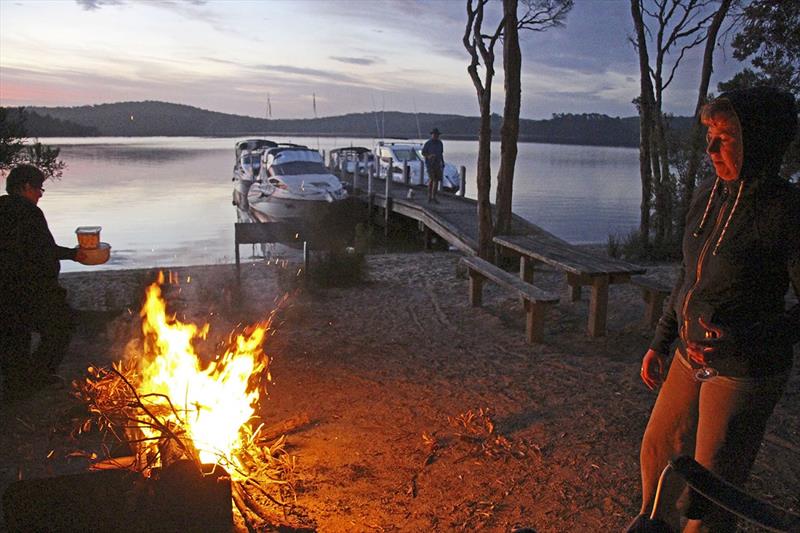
[72,362,309,531]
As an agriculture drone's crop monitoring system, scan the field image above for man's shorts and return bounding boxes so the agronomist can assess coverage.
[428,166,443,182]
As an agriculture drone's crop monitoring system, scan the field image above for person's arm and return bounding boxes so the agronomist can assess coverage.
[649,262,684,355]
[54,245,78,261]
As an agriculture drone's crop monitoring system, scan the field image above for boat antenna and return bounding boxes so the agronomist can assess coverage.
[313,92,318,118]
[371,93,381,138]
[381,95,385,139]
[267,93,272,119]
[413,97,421,139]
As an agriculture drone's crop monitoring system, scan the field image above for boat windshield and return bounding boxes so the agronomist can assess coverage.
[269,161,328,176]
[242,155,261,167]
[392,148,420,162]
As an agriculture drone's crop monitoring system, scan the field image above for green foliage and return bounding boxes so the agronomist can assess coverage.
[0,107,66,179]
[730,0,800,93]
[621,229,681,262]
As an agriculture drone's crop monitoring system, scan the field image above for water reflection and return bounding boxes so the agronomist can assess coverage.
[39,136,641,273]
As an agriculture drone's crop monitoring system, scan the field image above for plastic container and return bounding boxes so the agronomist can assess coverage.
[79,242,111,265]
[76,226,102,249]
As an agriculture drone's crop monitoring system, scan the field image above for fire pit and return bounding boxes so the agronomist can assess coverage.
[4,272,299,531]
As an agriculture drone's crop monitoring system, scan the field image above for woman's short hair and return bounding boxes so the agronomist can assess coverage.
[5,164,45,194]
[700,97,736,122]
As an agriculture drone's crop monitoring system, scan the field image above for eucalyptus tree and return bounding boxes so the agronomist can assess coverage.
[629,0,730,252]
[464,0,572,260]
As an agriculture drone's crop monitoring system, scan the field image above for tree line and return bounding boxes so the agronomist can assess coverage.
[7,101,666,148]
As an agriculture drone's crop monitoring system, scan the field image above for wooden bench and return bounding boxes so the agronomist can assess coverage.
[460,255,559,343]
[631,275,672,328]
[493,234,646,338]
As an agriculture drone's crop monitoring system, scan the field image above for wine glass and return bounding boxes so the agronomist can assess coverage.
[693,323,720,382]
[694,365,719,381]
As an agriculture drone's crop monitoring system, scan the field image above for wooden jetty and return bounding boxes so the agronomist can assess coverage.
[336,163,646,338]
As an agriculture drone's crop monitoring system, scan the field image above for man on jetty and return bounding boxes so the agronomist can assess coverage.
[422,128,444,204]
[0,164,88,402]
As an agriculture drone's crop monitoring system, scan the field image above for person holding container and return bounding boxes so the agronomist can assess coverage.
[629,87,800,532]
[0,164,99,402]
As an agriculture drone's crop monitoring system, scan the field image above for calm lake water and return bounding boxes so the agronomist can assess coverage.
[36,136,641,273]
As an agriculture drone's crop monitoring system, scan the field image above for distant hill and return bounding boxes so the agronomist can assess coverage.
[2,107,99,136]
[26,101,693,147]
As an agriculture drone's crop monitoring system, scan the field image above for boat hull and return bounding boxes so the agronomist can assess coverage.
[247,195,338,225]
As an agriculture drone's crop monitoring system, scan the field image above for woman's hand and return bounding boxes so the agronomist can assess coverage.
[75,248,90,264]
[640,349,665,390]
[687,317,728,365]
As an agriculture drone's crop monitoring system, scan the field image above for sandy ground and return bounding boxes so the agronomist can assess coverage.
[1,249,798,532]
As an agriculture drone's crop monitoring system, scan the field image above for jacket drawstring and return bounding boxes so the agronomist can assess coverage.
[693,177,720,237]
[712,179,745,256]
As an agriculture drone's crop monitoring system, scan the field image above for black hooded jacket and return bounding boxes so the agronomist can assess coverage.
[650,87,800,377]
[0,193,77,310]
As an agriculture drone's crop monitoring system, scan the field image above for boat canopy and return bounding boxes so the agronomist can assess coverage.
[265,148,327,176]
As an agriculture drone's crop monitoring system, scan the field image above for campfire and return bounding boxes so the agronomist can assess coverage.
[70,272,300,530]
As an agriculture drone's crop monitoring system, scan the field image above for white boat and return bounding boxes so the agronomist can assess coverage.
[329,146,375,175]
[374,141,461,192]
[245,146,348,223]
[232,138,277,210]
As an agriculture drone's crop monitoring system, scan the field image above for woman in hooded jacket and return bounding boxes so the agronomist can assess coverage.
[630,86,800,532]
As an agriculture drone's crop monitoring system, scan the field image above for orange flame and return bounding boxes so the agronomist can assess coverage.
[135,273,270,467]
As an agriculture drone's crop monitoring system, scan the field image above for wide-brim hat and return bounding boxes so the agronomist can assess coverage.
[430,128,441,135]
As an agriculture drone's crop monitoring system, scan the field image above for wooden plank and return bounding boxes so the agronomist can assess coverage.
[235,222,299,244]
[469,270,484,307]
[494,234,645,276]
[524,300,548,344]
[461,256,559,303]
[566,272,582,302]
[519,255,534,284]
[588,274,609,337]
[631,275,671,327]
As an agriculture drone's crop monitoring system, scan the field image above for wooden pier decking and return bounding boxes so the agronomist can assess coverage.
[339,171,565,255]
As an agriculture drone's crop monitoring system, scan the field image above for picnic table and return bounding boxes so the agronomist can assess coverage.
[493,234,646,337]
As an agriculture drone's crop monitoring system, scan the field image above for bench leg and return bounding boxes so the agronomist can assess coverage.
[644,290,667,328]
[588,275,609,338]
[524,300,547,344]
[519,256,534,284]
[468,271,484,307]
[566,273,582,302]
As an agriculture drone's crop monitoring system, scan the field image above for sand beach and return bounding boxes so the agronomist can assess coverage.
[1,249,797,532]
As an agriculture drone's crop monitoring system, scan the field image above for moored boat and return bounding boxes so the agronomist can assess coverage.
[245,146,348,224]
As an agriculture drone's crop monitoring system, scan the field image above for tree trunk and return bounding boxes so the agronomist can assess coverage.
[678,0,733,235]
[476,90,495,261]
[631,0,655,251]
[494,0,521,237]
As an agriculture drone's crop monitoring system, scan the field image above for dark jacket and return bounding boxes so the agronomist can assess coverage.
[650,87,800,377]
[0,194,76,308]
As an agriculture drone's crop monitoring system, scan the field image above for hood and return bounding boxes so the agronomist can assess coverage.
[693,87,797,255]
[718,86,797,179]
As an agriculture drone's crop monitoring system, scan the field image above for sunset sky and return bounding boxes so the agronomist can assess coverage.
[0,0,746,119]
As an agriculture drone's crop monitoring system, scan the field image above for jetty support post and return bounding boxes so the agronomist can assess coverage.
[367,164,374,225]
[384,163,392,237]
[418,160,425,186]
[402,160,410,186]
[459,166,466,197]
[322,149,327,169]
[352,154,359,192]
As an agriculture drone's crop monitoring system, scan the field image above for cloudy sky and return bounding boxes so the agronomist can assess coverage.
[0,0,746,119]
